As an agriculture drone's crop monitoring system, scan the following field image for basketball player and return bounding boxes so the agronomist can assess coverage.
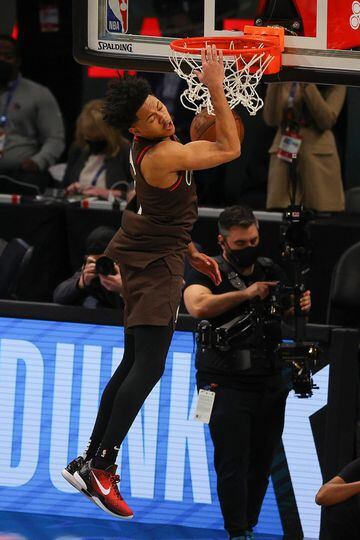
[62,45,240,519]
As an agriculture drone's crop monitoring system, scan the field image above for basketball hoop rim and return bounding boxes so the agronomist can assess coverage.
[168,27,284,114]
[170,35,281,57]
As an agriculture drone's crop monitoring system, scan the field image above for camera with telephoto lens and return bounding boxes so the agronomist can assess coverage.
[88,254,116,276]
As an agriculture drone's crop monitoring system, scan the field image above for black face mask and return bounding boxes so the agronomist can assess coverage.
[0,60,14,86]
[85,139,108,155]
[226,244,260,269]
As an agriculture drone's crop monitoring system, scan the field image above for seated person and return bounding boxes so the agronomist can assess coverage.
[0,35,65,193]
[53,226,123,309]
[316,457,360,540]
[62,99,132,200]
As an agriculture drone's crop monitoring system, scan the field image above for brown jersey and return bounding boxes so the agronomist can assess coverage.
[105,135,198,327]
[106,135,197,271]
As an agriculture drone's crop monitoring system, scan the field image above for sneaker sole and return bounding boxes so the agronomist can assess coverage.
[61,469,93,501]
[92,495,134,520]
[74,471,133,520]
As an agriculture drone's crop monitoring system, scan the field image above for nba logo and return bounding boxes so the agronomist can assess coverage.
[107,0,128,34]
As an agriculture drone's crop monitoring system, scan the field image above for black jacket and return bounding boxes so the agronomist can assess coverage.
[53,270,124,309]
[62,143,132,189]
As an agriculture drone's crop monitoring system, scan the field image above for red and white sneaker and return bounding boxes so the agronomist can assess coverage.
[74,460,134,519]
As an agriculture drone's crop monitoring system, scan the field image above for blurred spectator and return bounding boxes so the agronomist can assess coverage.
[63,99,132,200]
[264,83,346,212]
[0,34,65,193]
[53,226,123,309]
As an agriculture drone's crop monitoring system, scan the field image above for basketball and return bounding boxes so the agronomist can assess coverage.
[190,109,245,144]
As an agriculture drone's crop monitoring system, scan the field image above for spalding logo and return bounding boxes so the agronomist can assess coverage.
[98,41,133,52]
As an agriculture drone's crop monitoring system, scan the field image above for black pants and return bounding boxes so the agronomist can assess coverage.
[85,323,174,465]
[198,376,289,538]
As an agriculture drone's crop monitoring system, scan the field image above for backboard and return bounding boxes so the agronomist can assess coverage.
[73,0,360,85]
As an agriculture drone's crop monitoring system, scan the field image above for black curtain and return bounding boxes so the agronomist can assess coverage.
[16,0,83,151]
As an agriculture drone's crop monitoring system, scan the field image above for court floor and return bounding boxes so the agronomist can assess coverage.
[0,511,283,540]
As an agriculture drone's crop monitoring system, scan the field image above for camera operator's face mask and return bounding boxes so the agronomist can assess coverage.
[226,243,260,268]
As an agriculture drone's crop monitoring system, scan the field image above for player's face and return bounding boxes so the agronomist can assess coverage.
[130,95,175,139]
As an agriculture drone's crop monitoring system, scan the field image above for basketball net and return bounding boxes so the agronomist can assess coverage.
[170,27,284,116]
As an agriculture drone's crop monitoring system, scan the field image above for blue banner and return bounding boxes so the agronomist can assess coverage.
[0,316,327,537]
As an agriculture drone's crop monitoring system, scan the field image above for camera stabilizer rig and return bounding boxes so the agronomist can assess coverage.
[278,205,320,397]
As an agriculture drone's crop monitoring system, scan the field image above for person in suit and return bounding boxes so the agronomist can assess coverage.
[63,99,132,200]
[0,34,65,194]
[263,83,346,212]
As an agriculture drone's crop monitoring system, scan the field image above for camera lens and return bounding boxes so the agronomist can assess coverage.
[95,256,116,276]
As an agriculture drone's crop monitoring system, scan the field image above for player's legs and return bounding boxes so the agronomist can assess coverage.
[94,321,174,465]
[62,331,135,491]
[84,331,136,461]
[74,322,174,518]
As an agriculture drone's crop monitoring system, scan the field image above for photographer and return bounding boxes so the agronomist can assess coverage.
[183,205,311,540]
[53,226,123,309]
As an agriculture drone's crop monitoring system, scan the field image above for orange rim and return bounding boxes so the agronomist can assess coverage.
[170,36,280,56]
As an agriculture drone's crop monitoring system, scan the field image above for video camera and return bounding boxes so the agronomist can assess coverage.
[277,205,320,397]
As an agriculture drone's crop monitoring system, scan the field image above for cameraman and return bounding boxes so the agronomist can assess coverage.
[53,226,123,309]
[183,205,311,540]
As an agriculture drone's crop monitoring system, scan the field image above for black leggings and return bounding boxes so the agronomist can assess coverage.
[85,323,174,465]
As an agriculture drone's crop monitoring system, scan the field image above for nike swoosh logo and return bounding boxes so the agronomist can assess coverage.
[92,472,111,495]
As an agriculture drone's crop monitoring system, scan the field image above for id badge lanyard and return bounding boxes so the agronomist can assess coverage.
[91,163,107,187]
[0,78,19,157]
[277,83,303,164]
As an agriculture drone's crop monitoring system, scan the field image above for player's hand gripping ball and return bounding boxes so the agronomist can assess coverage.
[190,109,244,143]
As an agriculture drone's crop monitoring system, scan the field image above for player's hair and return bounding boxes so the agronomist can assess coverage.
[103,76,152,131]
[218,205,259,237]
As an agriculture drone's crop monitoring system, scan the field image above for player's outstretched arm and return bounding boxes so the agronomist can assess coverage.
[197,45,240,159]
[153,138,239,173]
[147,45,240,174]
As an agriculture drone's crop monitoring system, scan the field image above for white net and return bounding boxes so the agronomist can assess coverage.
[170,43,274,116]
